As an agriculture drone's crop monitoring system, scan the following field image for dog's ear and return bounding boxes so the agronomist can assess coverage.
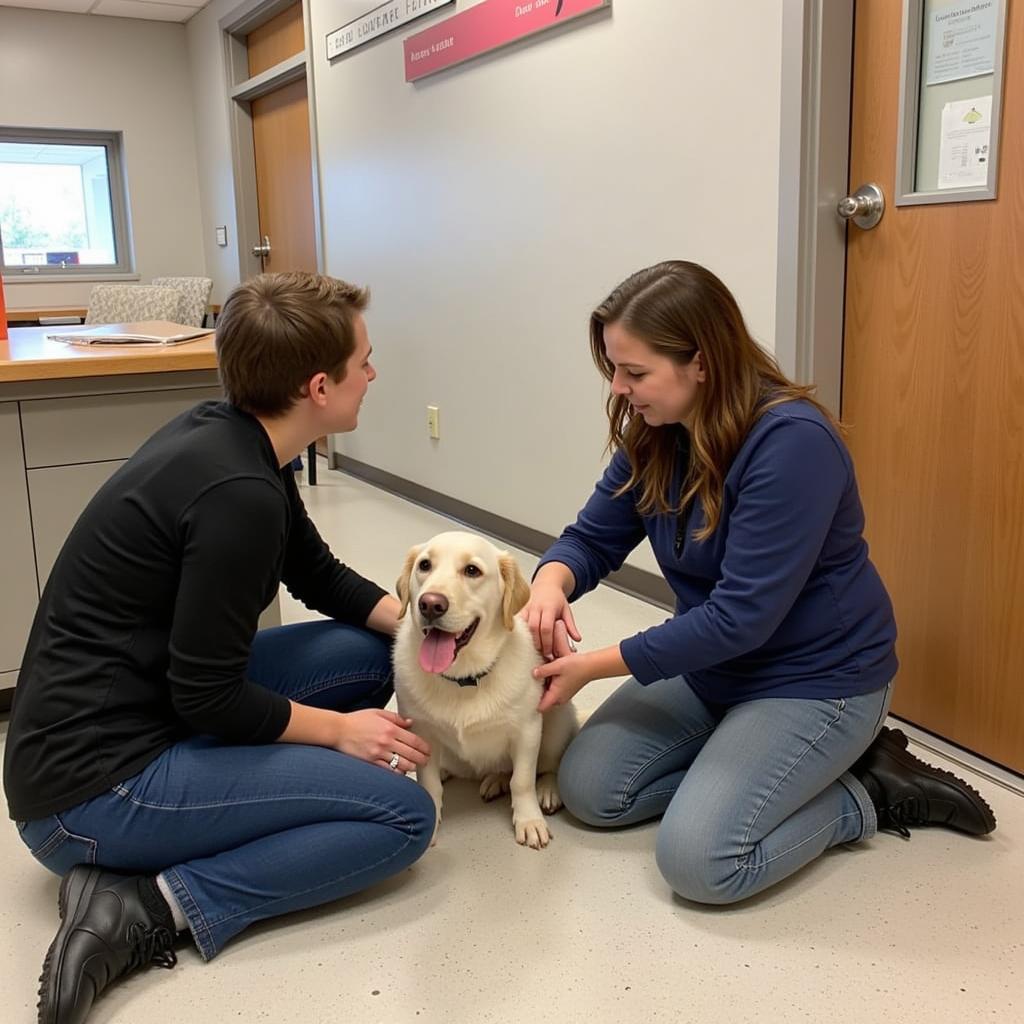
[499,553,530,631]
[396,546,420,620]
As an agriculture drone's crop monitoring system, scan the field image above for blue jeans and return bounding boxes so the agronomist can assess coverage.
[16,621,436,960]
[559,676,892,905]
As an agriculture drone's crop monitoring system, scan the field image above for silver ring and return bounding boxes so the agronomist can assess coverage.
[388,752,400,770]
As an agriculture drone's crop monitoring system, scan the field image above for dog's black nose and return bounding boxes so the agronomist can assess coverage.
[418,592,449,622]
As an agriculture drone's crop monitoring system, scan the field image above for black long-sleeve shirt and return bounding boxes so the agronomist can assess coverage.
[4,401,387,821]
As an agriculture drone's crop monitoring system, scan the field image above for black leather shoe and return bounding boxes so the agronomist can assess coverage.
[37,866,178,1024]
[854,732,996,838]
[873,725,909,750]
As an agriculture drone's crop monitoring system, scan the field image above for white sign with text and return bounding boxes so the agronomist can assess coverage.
[327,0,454,60]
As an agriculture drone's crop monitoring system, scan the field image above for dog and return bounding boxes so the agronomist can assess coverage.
[393,531,579,849]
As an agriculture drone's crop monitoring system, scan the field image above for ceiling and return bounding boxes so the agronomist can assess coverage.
[0,0,210,24]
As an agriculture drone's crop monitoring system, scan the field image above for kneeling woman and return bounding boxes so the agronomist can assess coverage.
[526,260,995,905]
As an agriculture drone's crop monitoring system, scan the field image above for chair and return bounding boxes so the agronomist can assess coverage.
[152,276,214,328]
[84,284,184,325]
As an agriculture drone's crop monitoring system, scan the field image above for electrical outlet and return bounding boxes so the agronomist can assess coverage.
[427,405,440,439]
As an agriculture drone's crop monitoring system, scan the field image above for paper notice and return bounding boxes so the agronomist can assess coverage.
[926,0,998,86]
[937,95,992,189]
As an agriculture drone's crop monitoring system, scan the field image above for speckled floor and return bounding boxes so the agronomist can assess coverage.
[2,467,1020,1023]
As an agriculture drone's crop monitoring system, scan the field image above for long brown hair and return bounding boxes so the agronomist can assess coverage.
[589,261,840,540]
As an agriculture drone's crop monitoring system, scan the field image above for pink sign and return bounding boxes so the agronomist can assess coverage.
[404,0,610,82]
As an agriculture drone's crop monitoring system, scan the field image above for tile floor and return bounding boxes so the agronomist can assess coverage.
[1,465,1020,1023]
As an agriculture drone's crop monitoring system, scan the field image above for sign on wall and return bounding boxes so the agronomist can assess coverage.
[327,0,455,61]
[404,0,611,82]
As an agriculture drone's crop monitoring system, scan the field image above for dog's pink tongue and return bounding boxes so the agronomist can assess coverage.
[419,629,458,673]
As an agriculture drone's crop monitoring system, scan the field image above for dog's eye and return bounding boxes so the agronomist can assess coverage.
[417,558,432,572]
[463,564,481,578]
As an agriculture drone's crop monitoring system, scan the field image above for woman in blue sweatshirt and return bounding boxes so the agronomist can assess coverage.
[528,261,995,904]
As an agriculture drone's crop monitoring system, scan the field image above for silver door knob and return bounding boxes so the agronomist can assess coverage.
[837,183,885,230]
[251,235,271,258]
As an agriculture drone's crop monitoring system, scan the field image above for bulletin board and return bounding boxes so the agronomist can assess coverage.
[895,0,1008,205]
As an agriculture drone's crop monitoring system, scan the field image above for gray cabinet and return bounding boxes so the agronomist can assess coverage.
[0,404,39,675]
[28,461,125,586]
[20,387,218,468]
[21,385,220,593]
[0,374,280,704]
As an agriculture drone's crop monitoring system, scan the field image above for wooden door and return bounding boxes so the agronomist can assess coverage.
[842,1,1024,772]
[251,79,317,274]
[248,3,317,274]
[246,4,322,469]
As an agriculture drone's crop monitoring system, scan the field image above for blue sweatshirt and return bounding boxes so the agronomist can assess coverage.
[538,401,897,704]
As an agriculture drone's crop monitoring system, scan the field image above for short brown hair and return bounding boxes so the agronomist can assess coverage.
[216,271,369,417]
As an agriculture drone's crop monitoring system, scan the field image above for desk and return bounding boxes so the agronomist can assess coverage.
[1,325,219,383]
[0,326,277,710]
[5,306,87,324]
[5,304,222,327]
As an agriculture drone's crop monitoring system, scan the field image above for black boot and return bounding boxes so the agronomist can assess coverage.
[853,728,996,838]
[875,725,909,750]
[38,866,179,1024]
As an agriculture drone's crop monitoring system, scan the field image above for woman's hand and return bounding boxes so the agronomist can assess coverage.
[535,651,596,711]
[334,709,431,774]
[534,635,630,713]
[523,563,582,659]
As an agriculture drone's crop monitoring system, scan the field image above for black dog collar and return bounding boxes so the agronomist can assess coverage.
[439,659,497,688]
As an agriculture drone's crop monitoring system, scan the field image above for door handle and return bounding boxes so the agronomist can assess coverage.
[251,235,271,258]
[837,183,884,230]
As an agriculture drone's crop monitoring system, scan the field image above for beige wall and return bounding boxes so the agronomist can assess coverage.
[186,0,785,572]
[184,1,246,305]
[0,8,206,309]
[313,0,783,568]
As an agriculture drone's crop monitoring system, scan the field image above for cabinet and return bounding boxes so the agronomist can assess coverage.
[0,369,282,709]
[0,403,39,682]
[0,325,290,708]
[0,381,222,705]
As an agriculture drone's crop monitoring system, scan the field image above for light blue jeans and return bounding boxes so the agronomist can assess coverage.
[16,621,436,960]
[559,676,892,904]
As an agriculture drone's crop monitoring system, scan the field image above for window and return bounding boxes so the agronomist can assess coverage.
[0,128,133,277]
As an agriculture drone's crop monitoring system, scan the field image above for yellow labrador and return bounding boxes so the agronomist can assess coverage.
[394,531,578,848]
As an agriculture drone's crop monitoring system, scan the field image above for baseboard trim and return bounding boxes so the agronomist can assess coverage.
[332,454,675,611]
[889,716,1024,794]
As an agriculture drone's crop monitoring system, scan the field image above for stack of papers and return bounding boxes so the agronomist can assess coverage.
[48,321,211,347]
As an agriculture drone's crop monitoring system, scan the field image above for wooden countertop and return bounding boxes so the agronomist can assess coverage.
[6,304,221,325]
[0,325,218,383]
[5,306,87,323]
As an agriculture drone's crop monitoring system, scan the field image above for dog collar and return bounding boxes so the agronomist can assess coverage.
[440,659,497,687]
[440,673,485,687]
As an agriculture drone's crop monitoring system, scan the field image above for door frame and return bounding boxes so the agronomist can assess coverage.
[775,0,854,417]
[219,0,325,284]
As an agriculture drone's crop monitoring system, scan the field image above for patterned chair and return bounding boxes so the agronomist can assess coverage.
[152,276,214,327]
[84,284,184,325]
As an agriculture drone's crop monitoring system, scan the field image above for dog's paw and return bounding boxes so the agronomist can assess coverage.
[536,772,562,815]
[515,818,552,849]
[479,773,511,802]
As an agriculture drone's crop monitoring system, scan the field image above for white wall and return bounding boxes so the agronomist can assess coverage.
[184,1,245,305]
[0,9,205,308]
[311,0,783,567]
[185,0,785,572]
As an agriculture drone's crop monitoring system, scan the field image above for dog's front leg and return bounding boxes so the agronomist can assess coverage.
[509,719,550,849]
[415,747,445,846]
